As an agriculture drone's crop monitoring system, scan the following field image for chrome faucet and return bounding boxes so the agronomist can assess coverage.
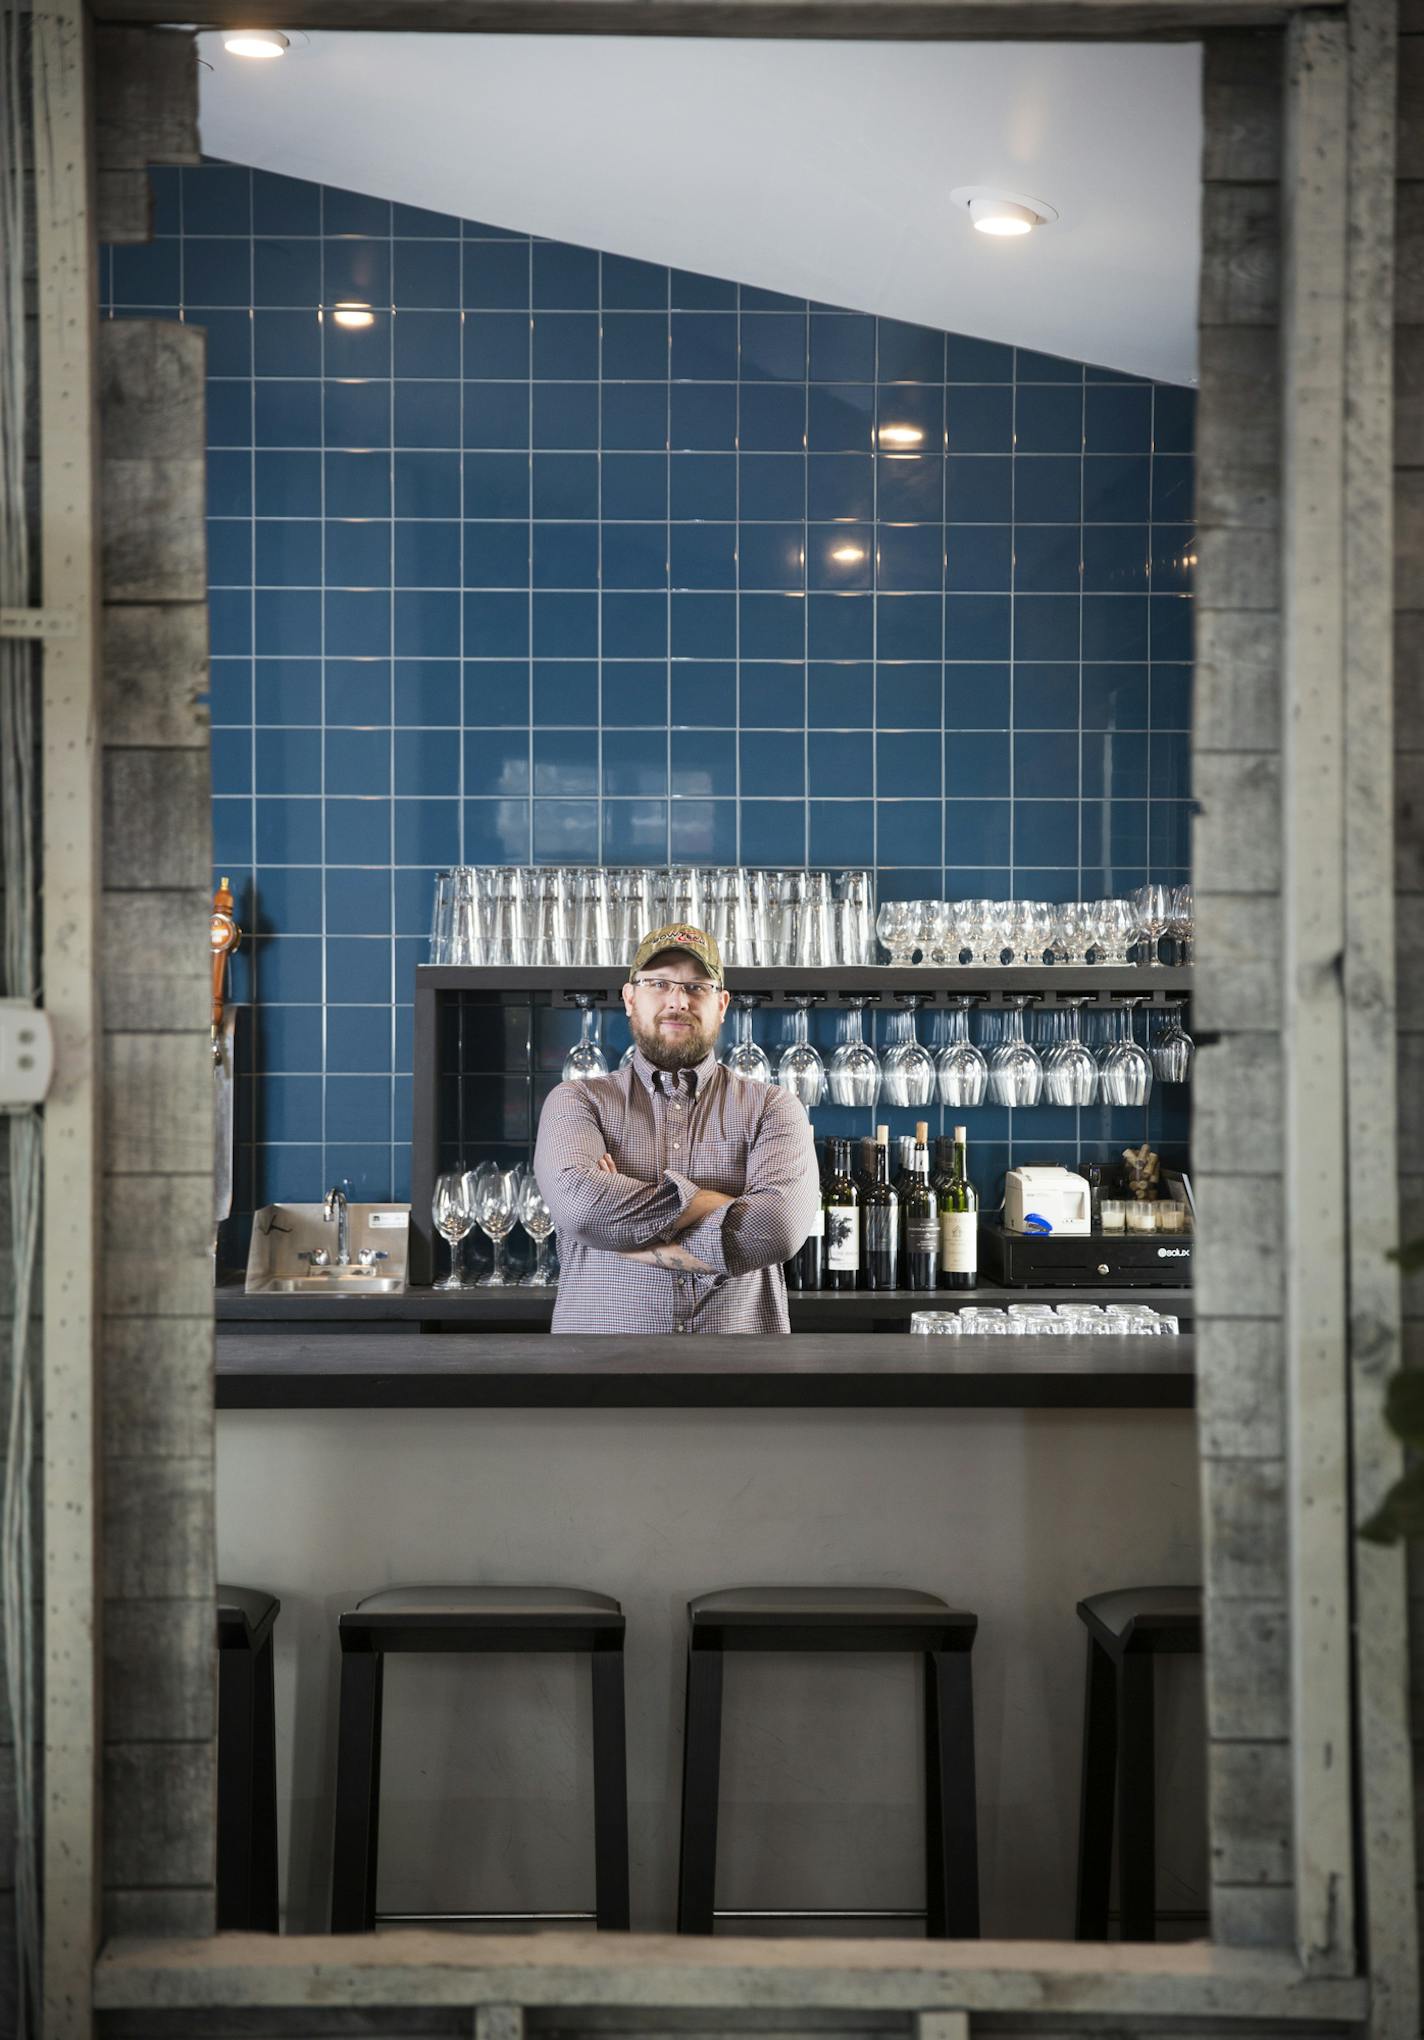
[323,1185,351,1266]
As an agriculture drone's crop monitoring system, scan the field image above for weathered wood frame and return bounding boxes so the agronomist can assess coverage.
[16,0,1412,2031]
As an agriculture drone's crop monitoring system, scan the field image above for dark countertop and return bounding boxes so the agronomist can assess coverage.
[216,1280,1192,1330]
[215,1329,1194,1409]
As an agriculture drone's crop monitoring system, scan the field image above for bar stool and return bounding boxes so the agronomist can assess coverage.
[1074,1584,1203,1942]
[330,1585,629,1933]
[217,1584,281,1933]
[676,1587,979,1937]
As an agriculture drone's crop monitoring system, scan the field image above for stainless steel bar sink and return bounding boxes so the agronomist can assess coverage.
[254,1273,407,1295]
[244,1201,411,1293]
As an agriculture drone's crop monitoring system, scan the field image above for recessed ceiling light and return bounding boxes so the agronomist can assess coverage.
[330,303,374,328]
[878,424,925,448]
[950,186,1059,238]
[224,28,289,57]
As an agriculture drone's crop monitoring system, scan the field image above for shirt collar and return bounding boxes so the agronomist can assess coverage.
[631,1042,721,1097]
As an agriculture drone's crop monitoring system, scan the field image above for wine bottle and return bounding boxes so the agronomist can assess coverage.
[931,1135,956,1193]
[823,1138,861,1292]
[853,1134,879,1198]
[892,1136,917,1200]
[862,1136,900,1291]
[938,1123,979,1291]
[902,1121,940,1291]
[785,1192,825,1290]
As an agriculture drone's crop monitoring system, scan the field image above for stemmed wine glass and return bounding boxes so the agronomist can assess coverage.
[1090,898,1136,966]
[722,994,773,1083]
[562,995,609,1082]
[473,1164,520,1286]
[1009,900,1053,966]
[936,997,988,1107]
[432,1168,476,1290]
[1131,885,1172,966]
[828,998,882,1107]
[987,996,1045,1108]
[875,899,918,966]
[777,995,827,1108]
[1168,883,1195,964]
[1151,1002,1195,1083]
[1043,998,1098,1106]
[1098,1001,1153,1106]
[517,1172,558,1286]
[880,997,936,1107]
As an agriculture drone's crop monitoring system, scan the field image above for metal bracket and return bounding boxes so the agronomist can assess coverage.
[0,606,77,640]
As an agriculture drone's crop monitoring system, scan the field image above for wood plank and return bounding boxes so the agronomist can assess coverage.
[1199,183,1283,326]
[101,1458,214,1601]
[1194,609,1281,751]
[1191,754,1282,893]
[1201,30,1284,180]
[102,604,208,748]
[1209,1741,1293,1885]
[103,1319,213,1459]
[81,0,1353,34]
[102,1599,214,1743]
[102,1177,214,1318]
[1279,10,1353,1974]
[100,457,207,604]
[1195,1317,1285,1457]
[1204,1598,1290,1740]
[103,1741,214,1890]
[103,749,213,886]
[33,3,104,2032]
[91,1932,1370,2022]
[100,891,210,1032]
[93,24,199,165]
[104,1033,213,1176]
[1201,1454,1288,1601]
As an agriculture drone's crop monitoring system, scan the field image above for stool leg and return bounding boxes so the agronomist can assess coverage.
[217,1645,255,1931]
[924,1650,980,1938]
[1116,1654,1156,1942]
[590,1645,631,1930]
[676,1644,723,1934]
[252,1632,281,1933]
[1074,1634,1117,1940]
[331,1649,384,1933]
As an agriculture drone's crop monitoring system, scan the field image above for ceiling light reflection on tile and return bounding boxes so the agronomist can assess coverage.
[331,303,375,328]
[878,425,925,448]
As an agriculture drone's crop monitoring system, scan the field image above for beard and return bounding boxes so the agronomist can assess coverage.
[630,1008,722,1072]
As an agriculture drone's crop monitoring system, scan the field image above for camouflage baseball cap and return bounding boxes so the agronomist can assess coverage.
[629,922,723,985]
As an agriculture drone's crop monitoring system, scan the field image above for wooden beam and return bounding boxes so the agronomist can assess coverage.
[1278,8,1354,1980]
[88,0,1341,31]
[32,0,102,2036]
[93,1932,1370,2023]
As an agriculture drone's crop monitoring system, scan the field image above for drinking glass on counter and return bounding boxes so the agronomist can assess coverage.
[473,1164,520,1286]
[1100,1199,1127,1233]
[1131,884,1172,965]
[517,1174,558,1286]
[432,1169,477,1290]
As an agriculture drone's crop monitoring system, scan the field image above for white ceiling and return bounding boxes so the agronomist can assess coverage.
[197,32,1202,385]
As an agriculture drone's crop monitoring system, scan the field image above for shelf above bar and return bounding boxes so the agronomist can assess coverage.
[415,963,1194,1007]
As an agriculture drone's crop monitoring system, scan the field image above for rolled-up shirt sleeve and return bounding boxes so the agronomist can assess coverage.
[676,1087,820,1279]
[534,1079,696,1251]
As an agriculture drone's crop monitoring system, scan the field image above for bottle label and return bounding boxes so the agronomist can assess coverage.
[826,1206,859,1269]
[941,1211,978,1272]
[907,1219,939,1254]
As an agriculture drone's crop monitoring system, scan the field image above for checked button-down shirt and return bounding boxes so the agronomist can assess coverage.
[533,1043,820,1335]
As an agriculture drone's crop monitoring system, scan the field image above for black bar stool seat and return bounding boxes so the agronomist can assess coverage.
[217,1584,280,1933]
[1074,1584,1203,1944]
[677,1585,979,1937]
[330,1583,629,1933]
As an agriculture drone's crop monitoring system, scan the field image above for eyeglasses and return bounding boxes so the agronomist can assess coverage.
[631,977,721,1003]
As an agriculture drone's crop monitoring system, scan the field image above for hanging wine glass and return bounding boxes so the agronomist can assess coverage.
[722,994,773,1083]
[1043,998,1099,1107]
[881,996,936,1108]
[776,995,827,1108]
[432,1168,477,1291]
[1150,1001,1195,1083]
[828,997,882,1107]
[517,1172,558,1287]
[936,997,988,1108]
[987,996,1045,1108]
[562,994,609,1082]
[1099,1000,1153,1106]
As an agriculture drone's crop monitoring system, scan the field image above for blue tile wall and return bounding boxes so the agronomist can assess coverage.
[105,161,1194,1241]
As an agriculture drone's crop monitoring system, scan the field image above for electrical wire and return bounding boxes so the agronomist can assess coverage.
[1,1,44,2031]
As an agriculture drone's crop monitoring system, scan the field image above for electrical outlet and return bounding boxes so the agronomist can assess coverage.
[0,1000,54,1109]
